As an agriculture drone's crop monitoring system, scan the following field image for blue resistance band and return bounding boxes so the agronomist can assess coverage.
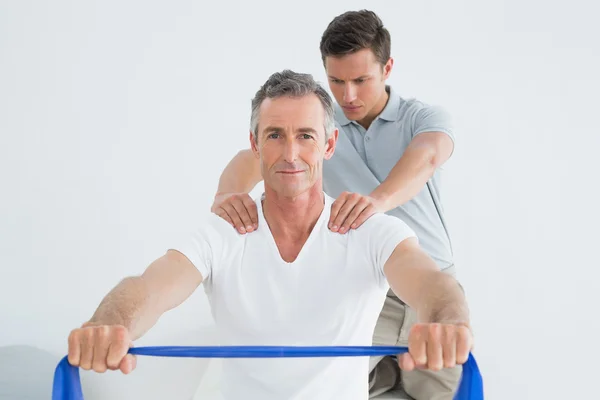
[52,345,484,400]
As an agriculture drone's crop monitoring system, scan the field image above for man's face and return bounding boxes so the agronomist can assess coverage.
[325,48,393,125]
[250,94,338,198]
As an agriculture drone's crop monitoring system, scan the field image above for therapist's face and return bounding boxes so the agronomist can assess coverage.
[325,48,393,127]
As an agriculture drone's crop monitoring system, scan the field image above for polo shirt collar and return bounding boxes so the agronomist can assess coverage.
[379,86,400,122]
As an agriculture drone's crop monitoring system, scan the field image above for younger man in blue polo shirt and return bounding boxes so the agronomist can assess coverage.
[210,10,460,400]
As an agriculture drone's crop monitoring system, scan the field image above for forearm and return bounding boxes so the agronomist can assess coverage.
[86,250,201,340]
[216,149,262,194]
[415,272,470,326]
[370,144,437,210]
[86,276,160,340]
[384,239,469,326]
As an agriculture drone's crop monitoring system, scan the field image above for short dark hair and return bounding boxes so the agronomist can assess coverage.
[319,10,391,66]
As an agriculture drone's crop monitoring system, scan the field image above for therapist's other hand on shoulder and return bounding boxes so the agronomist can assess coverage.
[211,192,258,234]
[328,192,386,233]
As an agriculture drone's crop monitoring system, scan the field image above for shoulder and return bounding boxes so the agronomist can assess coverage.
[358,212,415,235]
[395,97,454,139]
[398,97,452,123]
[201,214,241,242]
[196,203,259,246]
[347,213,417,269]
[347,213,417,247]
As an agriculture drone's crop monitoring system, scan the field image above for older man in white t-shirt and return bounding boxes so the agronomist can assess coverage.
[65,70,473,400]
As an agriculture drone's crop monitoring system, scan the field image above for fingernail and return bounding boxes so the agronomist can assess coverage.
[246,225,253,231]
[339,227,346,233]
[239,227,246,233]
[332,225,338,230]
[351,223,357,228]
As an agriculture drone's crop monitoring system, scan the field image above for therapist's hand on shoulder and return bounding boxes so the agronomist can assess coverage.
[67,323,137,374]
[398,322,473,371]
[211,192,258,234]
[328,192,385,233]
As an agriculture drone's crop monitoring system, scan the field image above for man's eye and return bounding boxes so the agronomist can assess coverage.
[268,133,280,139]
[301,134,313,139]
[356,78,365,84]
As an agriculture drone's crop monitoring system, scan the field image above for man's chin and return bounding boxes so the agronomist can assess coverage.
[268,183,309,199]
[343,110,365,121]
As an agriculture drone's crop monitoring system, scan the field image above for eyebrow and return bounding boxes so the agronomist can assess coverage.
[327,75,370,81]
[263,126,318,134]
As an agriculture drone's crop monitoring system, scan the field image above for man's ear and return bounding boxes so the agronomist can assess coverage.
[383,57,394,80]
[323,128,339,160]
[249,131,259,157]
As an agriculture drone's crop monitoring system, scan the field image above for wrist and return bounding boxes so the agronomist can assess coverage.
[369,190,392,211]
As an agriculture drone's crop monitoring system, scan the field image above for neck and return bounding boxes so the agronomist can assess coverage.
[262,183,325,241]
[357,86,389,129]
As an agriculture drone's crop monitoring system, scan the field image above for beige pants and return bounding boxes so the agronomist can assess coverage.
[369,266,462,400]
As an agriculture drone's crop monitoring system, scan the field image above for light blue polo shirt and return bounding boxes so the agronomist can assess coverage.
[323,86,455,271]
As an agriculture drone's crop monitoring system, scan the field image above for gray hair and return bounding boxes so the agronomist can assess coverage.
[250,70,336,141]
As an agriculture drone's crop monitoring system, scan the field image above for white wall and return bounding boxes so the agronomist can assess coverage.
[1,1,598,399]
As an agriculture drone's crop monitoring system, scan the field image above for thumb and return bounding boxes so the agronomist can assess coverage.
[119,341,137,374]
[119,354,137,374]
[398,353,415,371]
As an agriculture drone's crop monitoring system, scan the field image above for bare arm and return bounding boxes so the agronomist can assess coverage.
[86,249,203,340]
[370,132,454,211]
[383,237,472,371]
[383,237,468,325]
[68,250,203,373]
[329,132,454,233]
[215,149,263,195]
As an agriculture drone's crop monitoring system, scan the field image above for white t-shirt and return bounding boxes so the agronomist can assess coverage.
[173,194,416,400]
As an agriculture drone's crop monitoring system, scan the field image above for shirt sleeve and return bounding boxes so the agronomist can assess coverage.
[168,215,225,282]
[411,103,456,143]
[360,214,418,282]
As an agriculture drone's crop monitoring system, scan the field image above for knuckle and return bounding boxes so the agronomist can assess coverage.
[112,326,128,342]
[83,327,94,341]
[443,325,455,340]
[68,329,80,345]
[411,323,425,335]
[458,325,472,336]
[428,323,442,335]
[95,325,109,340]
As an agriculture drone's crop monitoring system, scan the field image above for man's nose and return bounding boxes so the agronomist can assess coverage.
[283,139,299,163]
[343,83,357,103]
